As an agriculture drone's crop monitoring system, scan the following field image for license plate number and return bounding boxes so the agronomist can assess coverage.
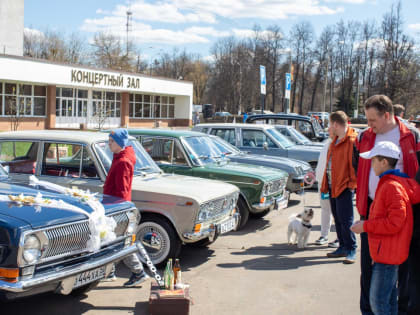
[220,218,236,234]
[73,266,106,288]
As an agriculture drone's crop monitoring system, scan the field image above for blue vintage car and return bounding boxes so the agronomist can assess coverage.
[0,166,139,300]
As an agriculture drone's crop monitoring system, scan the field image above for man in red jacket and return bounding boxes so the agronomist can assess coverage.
[354,95,420,314]
[104,129,149,287]
[352,141,420,315]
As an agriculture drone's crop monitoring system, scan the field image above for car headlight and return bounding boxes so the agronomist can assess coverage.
[23,234,41,264]
[126,209,140,235]
[198,203,211,222]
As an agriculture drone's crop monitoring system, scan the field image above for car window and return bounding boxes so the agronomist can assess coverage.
[201,128,208,134]
[80,147,100,178]
[41,143,83,178]
[142,137,173,164]
[0,141,39,174]
[242,130,276,148]
[210,128,236,145]
[295,121,315,139]
[277,128,299,144]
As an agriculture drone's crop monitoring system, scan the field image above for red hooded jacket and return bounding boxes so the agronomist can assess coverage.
[363,172,420,265]
[103,146,136,201]
[355,117,420,216]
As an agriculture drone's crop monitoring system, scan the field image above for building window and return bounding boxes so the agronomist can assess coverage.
[0,82,46,117]
[129,93,175,119]
[92,90,121,119]
[56,87,88,118]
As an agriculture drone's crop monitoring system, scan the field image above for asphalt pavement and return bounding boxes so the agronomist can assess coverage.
[4,190,361,315]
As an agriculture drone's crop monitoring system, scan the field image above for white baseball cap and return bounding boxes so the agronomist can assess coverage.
[360,141,401,160]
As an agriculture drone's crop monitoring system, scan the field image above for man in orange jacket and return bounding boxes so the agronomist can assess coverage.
[352,141,420,315]
[321,111,358,264]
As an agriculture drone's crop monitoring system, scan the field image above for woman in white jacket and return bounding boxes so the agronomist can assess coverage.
[314,132,338,247]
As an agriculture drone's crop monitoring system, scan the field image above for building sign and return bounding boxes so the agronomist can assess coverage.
[71,69,140,89]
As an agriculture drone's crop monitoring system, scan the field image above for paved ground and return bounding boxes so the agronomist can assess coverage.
[4,191,361,315]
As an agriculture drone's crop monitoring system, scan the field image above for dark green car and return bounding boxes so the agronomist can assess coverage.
[128,129,289,229]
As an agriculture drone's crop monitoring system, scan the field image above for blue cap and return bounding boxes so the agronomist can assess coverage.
[109,128,128,149]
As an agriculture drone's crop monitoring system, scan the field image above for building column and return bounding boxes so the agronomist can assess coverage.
[46,85,56,129]
[121,92,129,127]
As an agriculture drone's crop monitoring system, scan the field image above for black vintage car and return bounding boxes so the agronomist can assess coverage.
[0,165,139,300]
[246,113,329,142]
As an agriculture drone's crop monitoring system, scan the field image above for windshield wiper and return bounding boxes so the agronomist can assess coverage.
[197,155,210,160]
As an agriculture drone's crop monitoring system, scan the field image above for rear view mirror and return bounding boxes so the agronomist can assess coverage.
[263,142,268,150]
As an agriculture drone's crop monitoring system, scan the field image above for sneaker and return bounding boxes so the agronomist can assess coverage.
[101,270,117,282]
[343,250,356,264]
[123,271,149,287]
[328,239,339,248]
[326,247,348,258]
[315,236,328,245]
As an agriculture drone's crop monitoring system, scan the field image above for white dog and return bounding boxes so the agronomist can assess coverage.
[287,208,314,249]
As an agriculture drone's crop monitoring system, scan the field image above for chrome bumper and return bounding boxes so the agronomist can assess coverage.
[183,213,240,242]
[252,192,289,212]
[0,244,138,293]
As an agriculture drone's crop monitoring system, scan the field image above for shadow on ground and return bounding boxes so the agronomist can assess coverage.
[217,243,343,271]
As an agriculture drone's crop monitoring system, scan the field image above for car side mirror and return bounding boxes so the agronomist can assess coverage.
[263,142,268,150]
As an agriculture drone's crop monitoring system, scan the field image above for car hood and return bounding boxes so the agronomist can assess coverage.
[0,181,134,229]
[131,173,238,204]
[202,161,287,181]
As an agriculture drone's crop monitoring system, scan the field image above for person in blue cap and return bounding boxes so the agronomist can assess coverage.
[103,128,149,287]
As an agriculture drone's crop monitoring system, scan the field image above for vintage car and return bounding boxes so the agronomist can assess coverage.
[273,125,324,147]
[127,129,289,229]
[208,135,313,194]
[0,131,240,266]
[192,123,321,170]
[246,113,329,142]
[0,165,139,300]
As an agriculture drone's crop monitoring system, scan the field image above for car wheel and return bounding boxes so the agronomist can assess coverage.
[250,208,270,218]
[137,216,182,267]
[70,280,100,296]
[236,197,250,230]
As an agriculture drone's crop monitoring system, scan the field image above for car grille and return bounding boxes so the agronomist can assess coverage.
[41,210,131,262]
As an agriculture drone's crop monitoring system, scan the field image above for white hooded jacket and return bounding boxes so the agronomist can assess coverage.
[315,138,332,183]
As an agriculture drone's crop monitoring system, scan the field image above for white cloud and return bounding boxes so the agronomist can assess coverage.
[408,23,420,31]
[323,0,366,3]
[184,26,230,37]
[24,27,44,38]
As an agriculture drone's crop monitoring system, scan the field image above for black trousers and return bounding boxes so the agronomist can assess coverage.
[360,198,410,315]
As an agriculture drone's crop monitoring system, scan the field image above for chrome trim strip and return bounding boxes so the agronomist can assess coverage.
[0,244,137,293]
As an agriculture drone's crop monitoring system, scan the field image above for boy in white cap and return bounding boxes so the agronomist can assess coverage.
[351,141,420,315]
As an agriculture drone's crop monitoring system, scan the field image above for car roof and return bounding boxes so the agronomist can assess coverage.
[246,114,311,122]
[127,128,207,138]
[0,130,132,144]
[194,123,275,129]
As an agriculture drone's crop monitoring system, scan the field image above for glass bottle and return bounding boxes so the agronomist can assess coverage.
[173,259,181,284]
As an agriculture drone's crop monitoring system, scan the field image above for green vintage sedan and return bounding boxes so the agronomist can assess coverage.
[128,129,289,229]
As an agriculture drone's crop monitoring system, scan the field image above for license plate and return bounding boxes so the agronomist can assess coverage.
[219,217,236,234]
[73,266,106,288]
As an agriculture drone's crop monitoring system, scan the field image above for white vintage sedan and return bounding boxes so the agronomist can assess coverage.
[0,131,240,265]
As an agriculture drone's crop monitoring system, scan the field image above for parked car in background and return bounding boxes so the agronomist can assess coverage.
[0,165,139,300]
[208,135,313,194]
[274,125,324,147]
[192,123,321,170]
[128,129,289,229]
[307,111,329,128]
[246,114,329,142]
[0,131,240,265]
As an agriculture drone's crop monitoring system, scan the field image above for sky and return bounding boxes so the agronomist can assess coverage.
[24,0,420,61]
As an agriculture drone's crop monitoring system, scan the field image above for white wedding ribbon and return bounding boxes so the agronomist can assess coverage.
[28,176,117,252]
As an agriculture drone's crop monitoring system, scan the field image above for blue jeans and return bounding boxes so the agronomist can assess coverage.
[370,263,398,315]
[330,188,357,252]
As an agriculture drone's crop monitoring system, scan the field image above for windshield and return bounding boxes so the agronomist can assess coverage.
[287,127,312,144]
[94,139,161,176]
[182,136,225,165]
[266,128,295,148]
[211,137,241,156]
